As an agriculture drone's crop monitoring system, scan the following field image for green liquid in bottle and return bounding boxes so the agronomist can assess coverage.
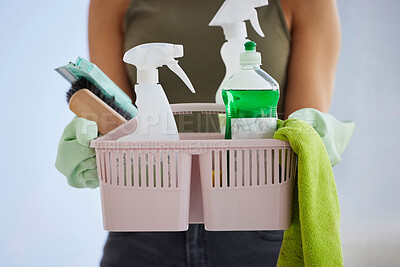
[222,89,279,139]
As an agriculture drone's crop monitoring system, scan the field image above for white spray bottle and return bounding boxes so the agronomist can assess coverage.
[209,0,269,105]
[118,43,195,141]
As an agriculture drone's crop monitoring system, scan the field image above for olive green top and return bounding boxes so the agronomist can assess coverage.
[124,0,291,118]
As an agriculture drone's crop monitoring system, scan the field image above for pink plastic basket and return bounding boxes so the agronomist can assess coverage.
[90,104,296,231]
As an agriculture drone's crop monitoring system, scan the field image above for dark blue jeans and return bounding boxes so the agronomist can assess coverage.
[100,224,283,267]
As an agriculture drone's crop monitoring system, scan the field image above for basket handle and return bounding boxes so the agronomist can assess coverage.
[171,103,226,115]
[91,103,226,143]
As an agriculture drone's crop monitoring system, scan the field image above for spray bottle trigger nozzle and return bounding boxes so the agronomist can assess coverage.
[166,63,196,93]
[249,9,265,37]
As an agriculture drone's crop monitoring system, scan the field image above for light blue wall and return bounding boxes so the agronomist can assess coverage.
[333,0,400,265]
[0,1,106,266]
[0,0,399,266]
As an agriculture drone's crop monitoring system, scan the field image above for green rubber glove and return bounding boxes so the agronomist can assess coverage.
[55,117,99,188]
[288,108,355,167]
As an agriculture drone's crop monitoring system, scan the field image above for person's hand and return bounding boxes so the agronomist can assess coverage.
[55,117,99,188]
[288,108,355,167]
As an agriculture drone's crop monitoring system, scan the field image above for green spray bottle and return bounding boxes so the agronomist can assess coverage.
[223,41,279,139]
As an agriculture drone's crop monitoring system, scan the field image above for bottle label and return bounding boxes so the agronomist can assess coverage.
[231,118,277,139]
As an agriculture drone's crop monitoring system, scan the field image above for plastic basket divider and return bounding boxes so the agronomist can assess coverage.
[217,150,222,188]
[102,151,107,183]
[199,152,212,189]
[102,151,106,184]
[135,150,142,187]
[119,151,125,186]
[274,148,279,184]
[148,151,155,188]
[281,149,285,183]
[170,151,176,188]
[112,151,119,186]
[289,150,292,180]
[114,151,118,186]
[266,149,272,185]
[219,150,223,187]
[118,151,122,186]
[95,150,100,180]
[238,150,242,187]
[252,149,257,186]
[133,151,139,187]
[211,151,215,187]
[285,149,290,182]
[162,151,169,188]
[155,150,161,187]
[120,151,124,185]
[104,151,110,185]
[141,151,146,187]
[253,149,257,186]
[176,151,179,188]
[108,151,113,185]
[229,149,235,187]
[118,151,123,186]
[126,151,132,187]
[148,152,152,187]
[177,153,193,189]
[142,151,146,187]
[221,150,227,188]
[111,150,119,186]
[136,151,141,187]
[97,150,103,183]
[156,151,161,187]
[251,149,256,186]
[292,150,296,178]
[243,149,249,187]
[236,149,242,186]
[122,151,126,186]
[211,151,214,187]
[259,149,265,185]
[159,151,164,188]
[160,151,164,188]
[287,148,290,182]
[214,149,220,187]
[288,150,291,180]
[103,151,108,184]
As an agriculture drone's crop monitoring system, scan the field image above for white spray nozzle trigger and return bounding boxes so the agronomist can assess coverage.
[249,9,265,37]
[123,43,195,94]
[167,63,195,93]
[209,0,268,38]
[123,43,183,70]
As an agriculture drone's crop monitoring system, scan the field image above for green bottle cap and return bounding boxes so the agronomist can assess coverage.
[244,41,256,52]
[240,41,261,65]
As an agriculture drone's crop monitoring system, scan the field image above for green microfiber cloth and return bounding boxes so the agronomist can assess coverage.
[274,119,343,266]
[55,117,99,189]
